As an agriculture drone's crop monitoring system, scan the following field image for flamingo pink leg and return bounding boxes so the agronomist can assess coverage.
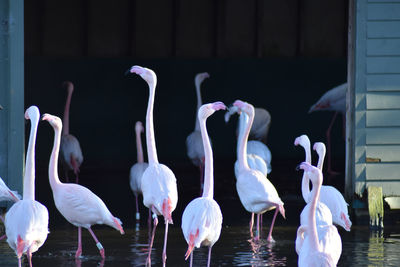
[27,249,33,267]
[0,234,6,241]
[75,227,82,258]
[249,213,255,238]
[256,214,261,241]
[267,208,279,242]
[146,210,158,266]
[162,221,169,267]
[135,196,140,221]
[207,246,213,267]
[189,251,193,267]
[88,227,105,259]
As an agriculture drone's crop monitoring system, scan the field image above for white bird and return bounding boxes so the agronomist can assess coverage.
[181,102,225,267]
[226,105,272,174]
[186,72,210,194]
[234,100,285,242]
[128,65,178,267]
[294,135,333,227]
[5,106,49,267]
[60,81,84,183]
[225,104,271,143]
[313,142,352,231]
[309,83,347,175]
[233,111,268,238]
[296,162,342,266]
[129,121,149,221]
[42,113,124,259]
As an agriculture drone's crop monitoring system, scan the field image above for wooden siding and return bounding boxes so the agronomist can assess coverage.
[353,0,400,198]
[24,0,348,58]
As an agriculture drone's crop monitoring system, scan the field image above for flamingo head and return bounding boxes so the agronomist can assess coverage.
[297,162,322,186]
[128,65,157,86]
[198,101,226,121]
[313,142,326,156]
[42,113,62,131]
[194,72,210,89]
[135,121,144,134]
[294,134,310,148]
[24,106,40,123]
[224,105,239,123]
[62,81,74,94]
[233,100,255,119]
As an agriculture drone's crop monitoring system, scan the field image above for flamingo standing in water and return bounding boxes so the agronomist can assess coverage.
[313,142,351,231]
[129,121,149,221]
[186,72,210,194]
[294,134,351,231]
[233,111,268,238]
[42,113,124,259]
[296,162,341,266]
[60,81,83,183]
[5,106,49,267]
[181,102,225,267]
[309,83,347,175]
[128,65,178,267]
[234,100,285,242]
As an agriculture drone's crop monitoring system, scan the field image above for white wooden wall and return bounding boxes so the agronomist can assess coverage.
[353,0,400,198]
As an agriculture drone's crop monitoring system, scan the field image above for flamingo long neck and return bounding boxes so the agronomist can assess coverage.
[308,173,322,252]
[316,148,325,171]
[63,88,73,135]
[23,117,39,200]
[49,124,63,189]
[136,127,144,163]
[301,142,312,203]
[145,80,159,164]
[199,115,213,198]
[237,111,252,171]
[194,83,202,131]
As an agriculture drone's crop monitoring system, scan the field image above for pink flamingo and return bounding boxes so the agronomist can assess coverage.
[129,121,149,221]
[128,65,178,267]
[181,102,225,267]
[5,106,49,267]
[309,83,347,175]
[313,142,352,231]
[234,100,285,242]
[0,177,21,240]
[296,162,342,266]
[42,113,124,259]
[186,72,210,194]
[295,134,351,231]
[60,81,83,183]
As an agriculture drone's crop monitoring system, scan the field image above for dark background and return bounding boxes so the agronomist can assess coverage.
[23,0,348,227]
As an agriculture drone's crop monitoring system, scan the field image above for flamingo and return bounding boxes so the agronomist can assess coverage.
[296,162,342,266]
[309,83,347,175]
[233,100,285,242]
[60,81,83,183]
[186,72,210,193]
[233,111,268,238]
[5,106,49,267]
[226,105,272,173]
[128,65,178,267]
[294,135,333,228]
[129,121,149,221]
[42,113,124,259]
[313,142,352,231]
[181,102,225,267]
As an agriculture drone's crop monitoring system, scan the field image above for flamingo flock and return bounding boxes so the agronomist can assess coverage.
[0,66,349,267]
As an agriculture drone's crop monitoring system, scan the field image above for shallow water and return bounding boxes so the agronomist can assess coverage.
[1,223,400,266]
